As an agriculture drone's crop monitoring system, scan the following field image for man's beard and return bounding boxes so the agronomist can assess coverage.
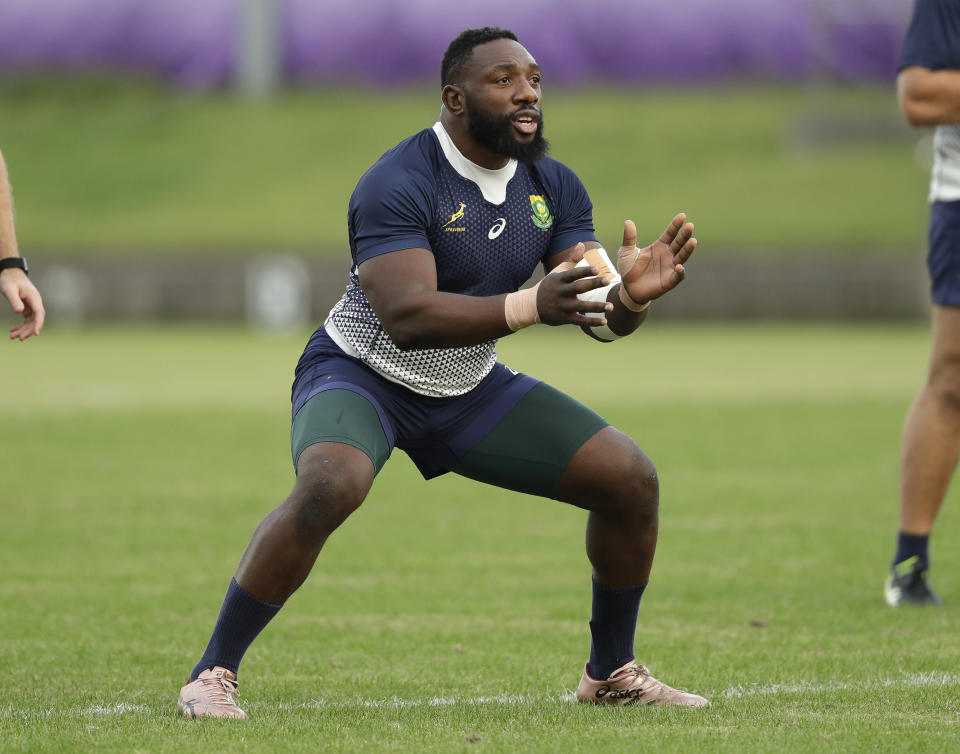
[465,101,549,164]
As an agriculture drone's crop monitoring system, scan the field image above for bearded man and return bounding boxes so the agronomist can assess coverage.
[177,26,706,718]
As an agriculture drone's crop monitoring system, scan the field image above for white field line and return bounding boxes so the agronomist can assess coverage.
[267,672,960,709]
[0,672,957,720]
[88,703,151,714]
[721,671,960,698]
[282,693,579,710]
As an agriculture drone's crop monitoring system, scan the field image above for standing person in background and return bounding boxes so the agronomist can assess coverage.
[0,149,44,341]
[886,0,960,606]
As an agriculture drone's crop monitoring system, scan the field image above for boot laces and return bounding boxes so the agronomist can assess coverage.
[616,662,651,680]
[200,673,240,707]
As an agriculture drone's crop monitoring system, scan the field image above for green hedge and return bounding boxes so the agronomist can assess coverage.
[0,79,930,255]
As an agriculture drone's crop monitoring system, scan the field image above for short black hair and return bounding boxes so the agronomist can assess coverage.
[441,27,519,88]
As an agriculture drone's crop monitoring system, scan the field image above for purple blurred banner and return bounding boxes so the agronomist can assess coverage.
[0,0,912,89]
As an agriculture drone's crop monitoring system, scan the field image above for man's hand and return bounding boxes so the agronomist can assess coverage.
[537,243,614,327]
[2,268,45,340]
[618,214,696,307]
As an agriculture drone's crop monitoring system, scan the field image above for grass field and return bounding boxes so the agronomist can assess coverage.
[2,323,959,752]
[0,79,929,253]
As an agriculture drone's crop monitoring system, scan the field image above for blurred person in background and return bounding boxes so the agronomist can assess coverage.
[176,27,708,718]
[0,148,44,340]
[886,0,960,607]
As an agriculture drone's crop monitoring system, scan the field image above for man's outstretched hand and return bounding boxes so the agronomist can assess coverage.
[617,214,696,307]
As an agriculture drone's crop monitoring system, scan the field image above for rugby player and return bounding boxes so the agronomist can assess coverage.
[886,0,960,607]
[177,27,706,718]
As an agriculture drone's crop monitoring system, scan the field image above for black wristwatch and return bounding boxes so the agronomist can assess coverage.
[0,257,28,275]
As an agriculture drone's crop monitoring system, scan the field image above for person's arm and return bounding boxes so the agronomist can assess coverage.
[0,150,45,341]
[898,66,960,126]
[543,213,696,340]
[357,245,613,350]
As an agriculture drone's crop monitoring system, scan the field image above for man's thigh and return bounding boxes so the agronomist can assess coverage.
[291,387,392,473]
[929,305,960,379]
[448,382,609,499]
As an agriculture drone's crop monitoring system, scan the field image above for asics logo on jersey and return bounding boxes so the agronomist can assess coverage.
[443,202,466,231]
[488,218,507,239]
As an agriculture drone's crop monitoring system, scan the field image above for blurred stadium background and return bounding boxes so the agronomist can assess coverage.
[0,0,931,326]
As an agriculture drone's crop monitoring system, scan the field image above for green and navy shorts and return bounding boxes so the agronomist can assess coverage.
[290,327,608,500]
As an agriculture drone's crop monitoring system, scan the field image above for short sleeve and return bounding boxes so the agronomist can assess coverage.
[900,0,960,71]
[348,161,434,265]
[537,160,597,258]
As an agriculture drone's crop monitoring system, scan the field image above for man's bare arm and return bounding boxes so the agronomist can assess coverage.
[0,150,18,261]
[0,149,45,340]
[898,66,960,126]
[358,246,611,350]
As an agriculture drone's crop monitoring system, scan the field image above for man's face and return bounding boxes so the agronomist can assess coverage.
[461,39,549,163]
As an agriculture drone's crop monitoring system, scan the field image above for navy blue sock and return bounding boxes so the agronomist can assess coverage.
[893,532,930,570]
[190,578,282,682]
[587,579,646,681]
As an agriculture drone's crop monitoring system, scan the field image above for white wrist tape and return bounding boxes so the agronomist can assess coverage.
[504,281,541,331]
[616,244,650,312]
[618,286,650,312]
[574,246,624,341]
[575,246,620,319]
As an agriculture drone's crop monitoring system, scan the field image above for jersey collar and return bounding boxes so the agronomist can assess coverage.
[431,122,518,206]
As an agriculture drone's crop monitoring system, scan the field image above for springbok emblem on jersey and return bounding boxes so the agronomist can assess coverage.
[443,202,466,230]
[529,195,553,229]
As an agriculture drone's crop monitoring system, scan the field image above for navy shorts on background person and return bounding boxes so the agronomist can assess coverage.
[290,327,540,479]
[928,200,960,306]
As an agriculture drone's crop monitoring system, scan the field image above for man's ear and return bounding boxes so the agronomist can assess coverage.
[441,85,465,115]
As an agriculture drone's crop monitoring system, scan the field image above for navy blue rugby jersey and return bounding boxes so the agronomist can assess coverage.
[900,0,960,72]
[324,122,597,397]
[900,0,960,201]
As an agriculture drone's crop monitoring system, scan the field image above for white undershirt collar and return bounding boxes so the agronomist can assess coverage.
[432,121,517,206]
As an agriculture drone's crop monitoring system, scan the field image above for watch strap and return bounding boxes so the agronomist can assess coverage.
[0,257,27,275]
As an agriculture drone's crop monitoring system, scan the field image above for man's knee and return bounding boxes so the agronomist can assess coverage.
[621,443,659,510]
[928,309,960,415]
[928,352,960,416]
[289,442,374,535]
[560,427,659,518]
[613,439,659,523]
[932,382,960,416]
